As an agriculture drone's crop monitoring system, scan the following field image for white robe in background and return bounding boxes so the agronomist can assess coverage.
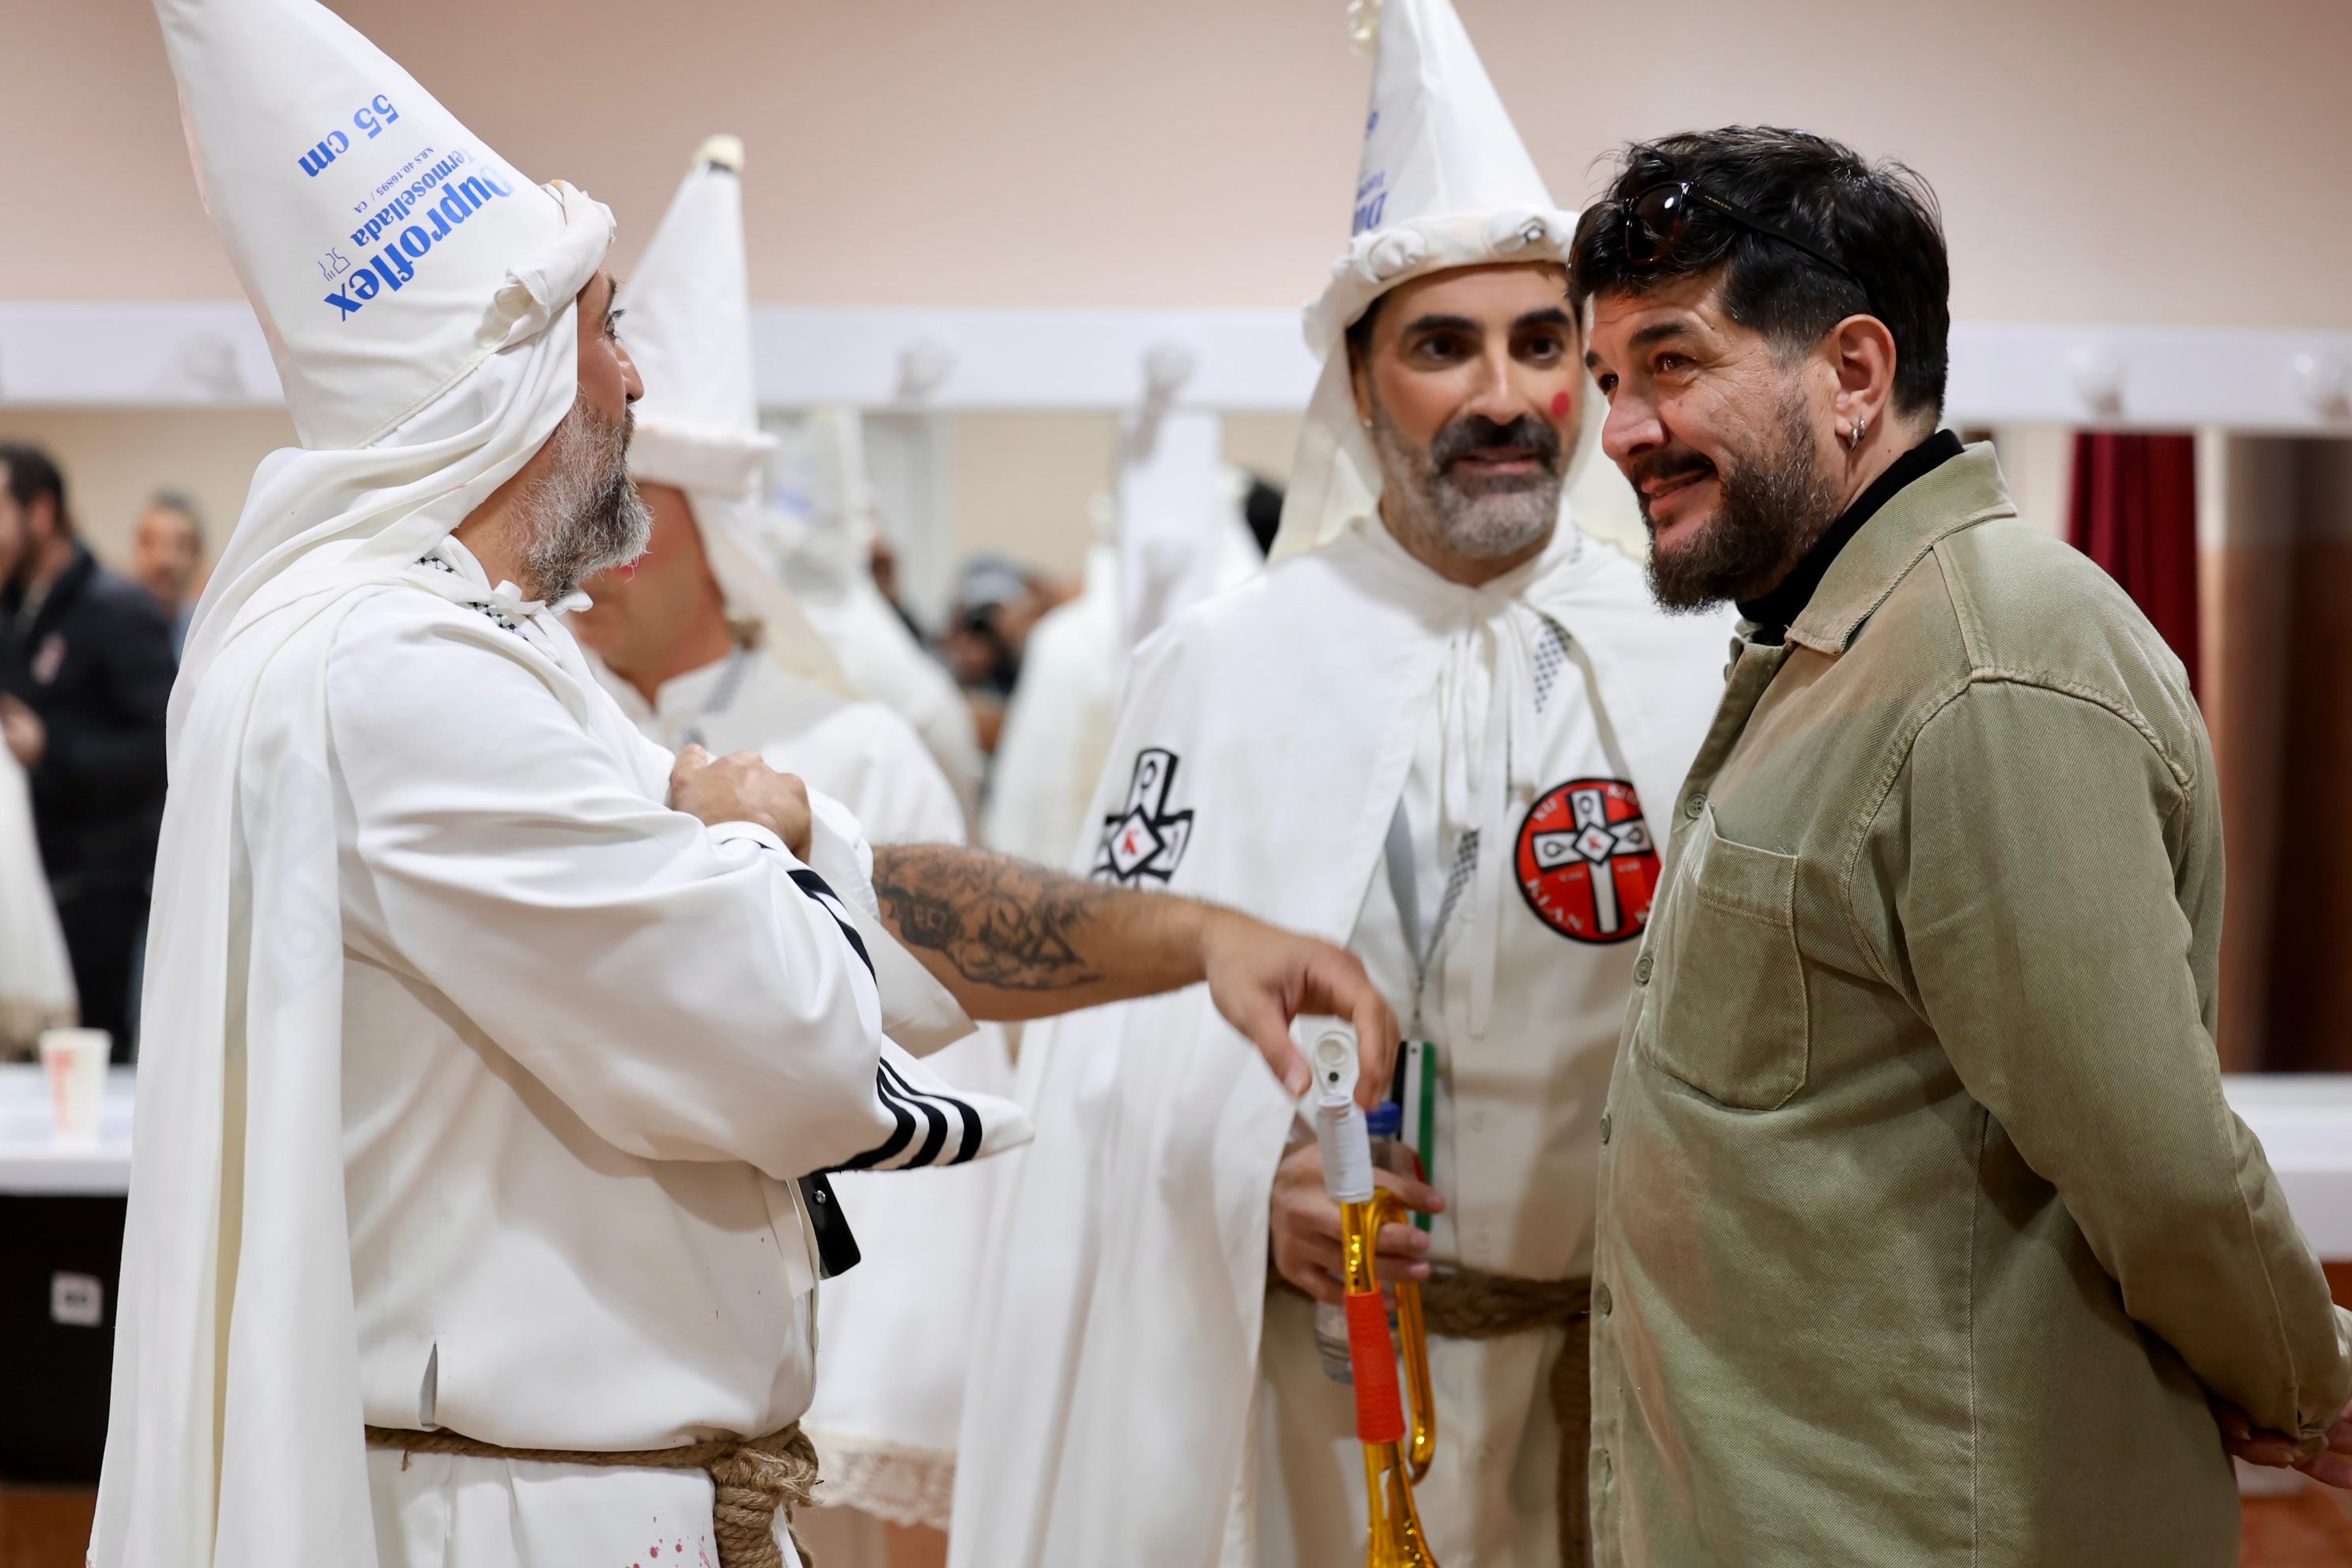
[793,576,985,831]
[0,746,74,1050]
[980,542,1121,865]
[950,518,1732,1568]
[597,647,965,864]
[597,642,1015,1532]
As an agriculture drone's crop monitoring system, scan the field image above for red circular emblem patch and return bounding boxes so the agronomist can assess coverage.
[1514,778,1660,944]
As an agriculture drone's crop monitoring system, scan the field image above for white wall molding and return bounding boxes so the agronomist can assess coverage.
[5,301,2352,435]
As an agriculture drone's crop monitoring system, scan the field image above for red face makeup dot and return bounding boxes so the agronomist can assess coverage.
[1551,390,1575,420]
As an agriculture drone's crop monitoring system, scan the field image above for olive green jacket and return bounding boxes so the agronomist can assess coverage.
[1588,443,2352,1566]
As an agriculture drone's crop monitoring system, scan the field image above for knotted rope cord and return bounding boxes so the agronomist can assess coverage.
[1419,1266,1592,1567]
[364,1421,820,1568]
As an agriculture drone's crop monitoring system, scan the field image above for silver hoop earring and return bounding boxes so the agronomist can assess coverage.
[1848,416,1868,453]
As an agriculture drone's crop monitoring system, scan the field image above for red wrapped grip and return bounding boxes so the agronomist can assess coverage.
[1346,1291,1406,1443]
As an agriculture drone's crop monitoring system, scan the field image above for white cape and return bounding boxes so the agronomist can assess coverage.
[0,747,74,1048]
[979,543,1121,865]
[949,520,1732,1566]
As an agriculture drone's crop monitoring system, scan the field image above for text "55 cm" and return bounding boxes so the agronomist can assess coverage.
[298,95,401,179]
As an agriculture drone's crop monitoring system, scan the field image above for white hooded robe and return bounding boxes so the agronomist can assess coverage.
[949,516,1732,1566]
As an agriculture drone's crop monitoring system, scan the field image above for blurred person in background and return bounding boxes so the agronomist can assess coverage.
[866,530,925,645]
[132,490,209,656]
[938,554,1065,752]
[0,441,174,1057]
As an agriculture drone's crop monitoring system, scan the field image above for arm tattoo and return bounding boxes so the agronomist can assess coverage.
[873,844,1112,993]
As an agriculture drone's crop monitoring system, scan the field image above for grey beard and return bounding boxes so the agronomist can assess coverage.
[1640,386,1845,613]
[1370,403,1564,565]
[518,395,651,601]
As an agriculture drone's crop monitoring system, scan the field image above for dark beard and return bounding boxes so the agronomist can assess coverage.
[520,396,652,601]
[1635,388,1844,612]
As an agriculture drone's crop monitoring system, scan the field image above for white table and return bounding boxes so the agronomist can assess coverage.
[2214,1075,2352,1257]
[3,1065,2350,1251]
[0,1062,134,1196]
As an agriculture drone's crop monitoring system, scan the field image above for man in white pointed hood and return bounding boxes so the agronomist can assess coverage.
[103,6,1399,1567]
[951,6,1732,1566]
[566,138,1013,1557]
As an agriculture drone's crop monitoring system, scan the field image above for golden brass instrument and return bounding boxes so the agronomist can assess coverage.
[1339,1185,1442,1566]
[1313,1027,1442,1568]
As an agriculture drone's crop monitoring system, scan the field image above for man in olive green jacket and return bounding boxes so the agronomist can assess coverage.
[1571,127,2352,1565]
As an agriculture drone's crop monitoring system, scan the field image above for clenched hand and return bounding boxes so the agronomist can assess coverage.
[2214,1395,2352,1489]
[669,744,812,859]
[1268,1136,1444,1306]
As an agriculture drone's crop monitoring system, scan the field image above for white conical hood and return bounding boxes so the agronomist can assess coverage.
[153,0,609,451]
[622,135,774,495]
[773,405,878,590]
[617,140,840,688]
[1277,0,1585,559]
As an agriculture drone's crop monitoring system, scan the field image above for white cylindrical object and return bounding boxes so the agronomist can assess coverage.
[40,1027,110,1143]
[1311,1024,1376,1204]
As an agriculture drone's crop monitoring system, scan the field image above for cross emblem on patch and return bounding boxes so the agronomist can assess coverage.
[1094,747,1193,886]
[1514,778,1660,944]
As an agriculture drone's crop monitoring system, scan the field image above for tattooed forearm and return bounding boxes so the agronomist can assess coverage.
[871,843,1114,994]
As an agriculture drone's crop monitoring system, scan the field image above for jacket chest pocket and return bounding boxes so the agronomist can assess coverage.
[1637,808,1809,1110]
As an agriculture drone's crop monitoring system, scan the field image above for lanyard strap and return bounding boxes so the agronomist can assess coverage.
[679,645,758,750]
[1384,798,1477,1038]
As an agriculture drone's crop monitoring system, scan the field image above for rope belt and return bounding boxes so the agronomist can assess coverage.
[364,1421,821,1568]
[1418,1266,1592,1568]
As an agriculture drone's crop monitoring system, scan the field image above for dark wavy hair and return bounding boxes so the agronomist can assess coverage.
[1570,127,1950,420]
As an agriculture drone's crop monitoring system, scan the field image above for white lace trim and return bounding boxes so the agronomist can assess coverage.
[805,1428,956,1530]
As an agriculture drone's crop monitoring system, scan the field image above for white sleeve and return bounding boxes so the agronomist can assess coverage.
[325,601,921,1179]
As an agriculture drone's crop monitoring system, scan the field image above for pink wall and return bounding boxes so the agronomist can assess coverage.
[7,0,2350,323]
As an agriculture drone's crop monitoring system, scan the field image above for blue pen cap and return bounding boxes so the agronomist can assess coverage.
[1366,1102,1404,1139]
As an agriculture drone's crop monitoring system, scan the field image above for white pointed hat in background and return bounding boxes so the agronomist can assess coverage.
[153,0,609,451]
[769,405,879,594]
[771,409,988,824]
[618,138,843,688]
[1275,0,1601,559]
[623,135,771,495]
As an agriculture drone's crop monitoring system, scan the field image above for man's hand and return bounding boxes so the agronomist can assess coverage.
[1269,1138,1443,1306]
[1200,908,1398,1103]
[0,695,44,771]
[2214,1396,2352,1487]
[869,845,1400,1102]
[669,744,812,859]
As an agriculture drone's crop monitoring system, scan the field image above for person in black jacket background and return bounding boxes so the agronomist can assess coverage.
[0,443,175,1059]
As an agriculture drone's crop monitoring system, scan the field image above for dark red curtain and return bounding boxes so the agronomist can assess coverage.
[2068,433,2200,685]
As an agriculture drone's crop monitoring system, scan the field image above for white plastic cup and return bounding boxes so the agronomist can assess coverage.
[39,1027,111,1143]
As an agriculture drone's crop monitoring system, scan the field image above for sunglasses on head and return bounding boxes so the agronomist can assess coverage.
[1617,179,1874,311]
